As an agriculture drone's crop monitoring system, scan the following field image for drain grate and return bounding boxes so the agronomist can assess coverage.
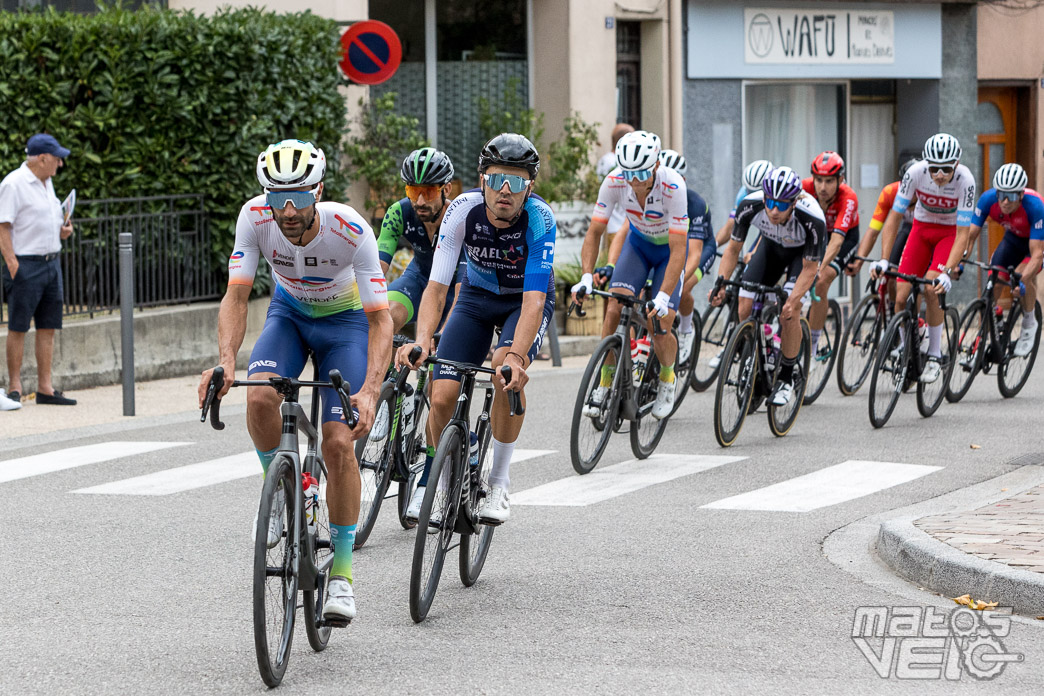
[1004,452,1044,468]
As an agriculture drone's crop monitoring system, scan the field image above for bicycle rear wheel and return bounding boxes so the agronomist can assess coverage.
[353,382,395,549]
[630,339,670,459]
[460,425,495,587]
[570,335,624,474]
[691,303,730,392]
[836,294,880,396]
[803,299,841,405]
[946,299,986,403]
[409,425,462,623]
[397,388,429,529]
[253,455,298,688]
[868,312,910,429]
[768,319,811,436]
[303,455,332,653]
[917,307,959,418]
[998,300,1043,397]
[714,320,758,447]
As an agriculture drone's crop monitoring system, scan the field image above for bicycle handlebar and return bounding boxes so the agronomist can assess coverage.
[201,366,226,430]
[499,366,525,416]
[568,287,669,334]
[327,369,358,429]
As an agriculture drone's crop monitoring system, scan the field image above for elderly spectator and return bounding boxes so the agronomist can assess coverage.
[0,133,77,408]
[596,122,635,179]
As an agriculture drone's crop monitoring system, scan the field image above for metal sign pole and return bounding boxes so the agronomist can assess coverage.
[118,232,135,416]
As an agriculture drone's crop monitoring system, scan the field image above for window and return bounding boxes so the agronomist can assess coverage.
[616,21,641,128]
[744,82,847,169]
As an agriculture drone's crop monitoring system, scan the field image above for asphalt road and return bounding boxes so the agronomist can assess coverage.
[1,358,1043,694]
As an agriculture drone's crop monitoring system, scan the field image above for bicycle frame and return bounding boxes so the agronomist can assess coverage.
[442,371,496,536]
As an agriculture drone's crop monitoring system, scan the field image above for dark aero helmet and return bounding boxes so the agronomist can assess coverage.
[478,133,540,179]
[401,147,454,186]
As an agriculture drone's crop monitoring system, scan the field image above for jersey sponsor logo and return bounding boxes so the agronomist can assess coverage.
[272,249,293,261]
[661,181,679,191]
[501,230,524,241]
[370,277,387,288]
[249,359,277,370]
[542,241,555,261]
[273,270,335,287]
[272,258,293,267]
[643,210,665,220]
[305,257,317,266]
[334,214,364,237]
[229,251,245,261]
[915,191,958,212]
[250,206,273,216]
[964,187,975,209]
[595,201,608,209]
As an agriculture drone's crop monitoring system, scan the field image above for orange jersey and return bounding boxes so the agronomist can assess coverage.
[869,181,910,232]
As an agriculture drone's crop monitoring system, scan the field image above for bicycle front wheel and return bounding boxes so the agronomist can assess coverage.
[409,425,463,623]
[714,320,758,447]
[868,312,910,429]
[630,337,670,459]
[803,299,841,405]
[253,454,298,688]
[691,303,730,392]
[570,335,624,474]
[836,294,880,396]
[397,387,430,529]
[917,307,959,418]
[460,425,495,587]
[353,382,396,549]
[670,315,700,415]
[768,319,811,436]
[998,300,1043,397]
[946,300,986,403]
[303,456,332,653]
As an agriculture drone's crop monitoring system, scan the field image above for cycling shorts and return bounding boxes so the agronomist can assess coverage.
[991,231,1032,281]
[740,237,803,299]
[609,232,686,310]
[897,220,955,281]
[433,281,555,382]
[249,290,368,424]
[688,235,718,279]
[828,227,860,275]
[888,222,913,269]
[387,260,456,326]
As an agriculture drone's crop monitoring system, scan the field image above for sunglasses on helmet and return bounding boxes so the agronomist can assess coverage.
[266,187,318,210]
[622,168,654,182]
[405,184,441,202]
[998,191,1023,203]
[483,172,531,194]
[928,165,955,175]
[764,198,793,212]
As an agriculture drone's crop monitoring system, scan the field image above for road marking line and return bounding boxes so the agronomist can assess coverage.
[0,441,190,484]
[512,454,746,507]
[700,460,942,512]
[511,449,556,464]
[72,453,259,496]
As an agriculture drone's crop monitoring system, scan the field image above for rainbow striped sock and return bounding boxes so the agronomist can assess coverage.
[256,446,278,477]
[329,523,356,583]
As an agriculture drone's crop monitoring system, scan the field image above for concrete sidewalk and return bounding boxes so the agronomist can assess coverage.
[878,460,1044,615]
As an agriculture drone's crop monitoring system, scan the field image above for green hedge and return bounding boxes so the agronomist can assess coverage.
[0,6,350,268]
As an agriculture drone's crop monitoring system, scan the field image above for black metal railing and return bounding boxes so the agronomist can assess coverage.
[1,194,222,325]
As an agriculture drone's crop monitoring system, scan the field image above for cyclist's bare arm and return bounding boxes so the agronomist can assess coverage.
[715,217,736,246]
[878,208,903,262]
[606,221,628,266]
[711,239,743,304]
[1023,240,1044,284]
[820,231,846,270]
[198,283,251,405]
[353,307,393,438]
[580,219,608,276]
[402,280,449,366]
[966,223,983,255]
[380,260,390,276]
[501,290,546,391]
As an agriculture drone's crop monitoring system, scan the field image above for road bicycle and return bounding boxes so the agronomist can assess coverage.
[690,252,747,392]
[867,269,959,428]
[946,259,1043,402]
[712,277,811,447]
[801,290,842,406]
[353,336,430,547]
[569,287,675,474]
[408,359,522,623]
[836,257,894,396]
[201,360,355,687]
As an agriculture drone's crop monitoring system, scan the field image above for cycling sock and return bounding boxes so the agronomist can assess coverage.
[599,364,616,387]
[256,446,278,477]
[780,354,797,381]
[928,323,943,358]
[418,445,436,487]
[810,329,822,349]
[1024,308,1037,325]
[489,437,514,489]
[659,363,675,383]
[679,312,693,334]
[329,523,356,583]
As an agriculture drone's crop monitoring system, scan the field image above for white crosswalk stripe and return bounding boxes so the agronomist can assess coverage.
[0,441,190,484]
[700,460,942,512]
[509,449,556,464]
[72,453,258,496]
[513,454,746,507]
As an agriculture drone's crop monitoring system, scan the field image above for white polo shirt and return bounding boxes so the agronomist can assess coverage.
[0,162,63,256]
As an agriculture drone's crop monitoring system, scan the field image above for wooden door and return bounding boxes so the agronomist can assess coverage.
[977,87,1018,258]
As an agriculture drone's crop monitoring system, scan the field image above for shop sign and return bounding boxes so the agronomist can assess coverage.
[744,8,894,64]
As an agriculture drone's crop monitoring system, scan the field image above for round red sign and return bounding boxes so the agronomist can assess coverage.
[339,20,402,85]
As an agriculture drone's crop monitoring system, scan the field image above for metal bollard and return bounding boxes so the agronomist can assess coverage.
[546,316,562,367]
[118,232,135,416]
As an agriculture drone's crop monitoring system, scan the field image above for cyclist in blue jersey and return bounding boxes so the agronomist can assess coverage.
[377,148,464,333]
[397,133,555,524]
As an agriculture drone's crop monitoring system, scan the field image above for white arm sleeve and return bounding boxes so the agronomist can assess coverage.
[430,191,478,286]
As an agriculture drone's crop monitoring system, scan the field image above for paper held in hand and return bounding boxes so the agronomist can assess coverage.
[61,189,76,225]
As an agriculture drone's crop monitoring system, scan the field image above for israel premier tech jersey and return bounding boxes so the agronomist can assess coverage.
[228,195,388,316]
[431,190,557,295]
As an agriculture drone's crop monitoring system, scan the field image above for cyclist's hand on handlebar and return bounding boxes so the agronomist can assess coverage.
[781,297,802,321]
[709,285,725,307]
[500,352,529,391]
[932,272,952,295]
[845,258,862,276]
[649,291,671,318]
[592,264,614,287]
[869,258,889,280]
[571,273,594,304]
[198,361,234,407]
[347,389,375,441]
[395,342,428,370]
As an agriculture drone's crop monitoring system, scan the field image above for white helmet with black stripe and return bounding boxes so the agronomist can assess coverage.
[743,159,774,191]
[615,130,661,172]
[658,149,686,177]
[922,133,962,164]
[993,163,1028,193]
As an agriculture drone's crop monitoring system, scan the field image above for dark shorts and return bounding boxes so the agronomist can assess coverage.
[888,222,913,269]
[433,282,555,382]
[387,260,456,326]
[2,255,63,332]
[828,227,860,275]
[990,231,1031,280]
[248,291,369,424]
[610,233,686,310]
[741,238,805,296]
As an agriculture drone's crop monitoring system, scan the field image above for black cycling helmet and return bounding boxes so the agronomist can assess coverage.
[899,157,919,180]
[478,133,540,179]
[401,147,454,186]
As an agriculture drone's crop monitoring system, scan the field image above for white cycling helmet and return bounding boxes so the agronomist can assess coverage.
[615,130,661,172]
[922,133,961,165]
[257,139,326,190]
[743,159,774,191]
[658,149,686,177]
[993,163,1028,193]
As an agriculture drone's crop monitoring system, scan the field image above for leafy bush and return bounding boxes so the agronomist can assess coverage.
[0,6,349,270]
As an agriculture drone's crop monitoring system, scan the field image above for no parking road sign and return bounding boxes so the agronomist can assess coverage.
[339,20,402,85]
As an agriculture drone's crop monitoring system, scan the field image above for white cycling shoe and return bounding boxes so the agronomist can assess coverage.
[708,349,724,370]
[480,486,510,524]
[368,407,390,441]
[582,386,609,418]
[677,330,695,364]
[253,486,285,548]
[322,576,356,623]
[919,358,942,384]
[651,379,676,420]
[405,485,426,521]
[1014,322,1037,358]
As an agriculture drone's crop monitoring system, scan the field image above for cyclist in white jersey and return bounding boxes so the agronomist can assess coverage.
[714,159,774,252]
[197,139,392,624]
[572,130,689,419]
[870,133,975,383]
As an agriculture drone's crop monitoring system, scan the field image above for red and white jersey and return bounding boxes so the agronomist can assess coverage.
[893,160,976,227]
[801,178,859,235]
[591,166,689,246]
[228,195,388,317]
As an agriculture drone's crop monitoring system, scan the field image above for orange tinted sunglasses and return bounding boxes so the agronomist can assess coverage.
[405,184,441,201]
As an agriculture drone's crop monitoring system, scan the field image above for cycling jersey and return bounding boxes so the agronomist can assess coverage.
[377,198,439,275]
[801,178,859,236]
[229,196,388,317]
[431,190,557,295]
[731,185,754,218]
[686,188,713,242]
[869,181,914,232]
[972,188,1044,240]
[893,161,976,227]
[731,191,826,262]
[592,166,689,247]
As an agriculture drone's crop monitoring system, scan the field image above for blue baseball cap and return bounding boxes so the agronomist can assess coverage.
[26,134,70,159]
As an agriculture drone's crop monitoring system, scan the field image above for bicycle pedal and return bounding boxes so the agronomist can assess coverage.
[478,515,505,527]
[321,616,352,628]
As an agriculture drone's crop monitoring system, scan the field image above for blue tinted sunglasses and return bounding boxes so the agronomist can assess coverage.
[998,191,1023,203]
[765,198,793,212]
[483,172,531,194]
[266,187,318,210]
[622,168,654,182]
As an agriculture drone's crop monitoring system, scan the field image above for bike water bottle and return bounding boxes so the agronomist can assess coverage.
[302,472,319,533]
[634,336,651,382]
[469,431,479,468]
[401,384,416,435]
[763,324,781,372]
